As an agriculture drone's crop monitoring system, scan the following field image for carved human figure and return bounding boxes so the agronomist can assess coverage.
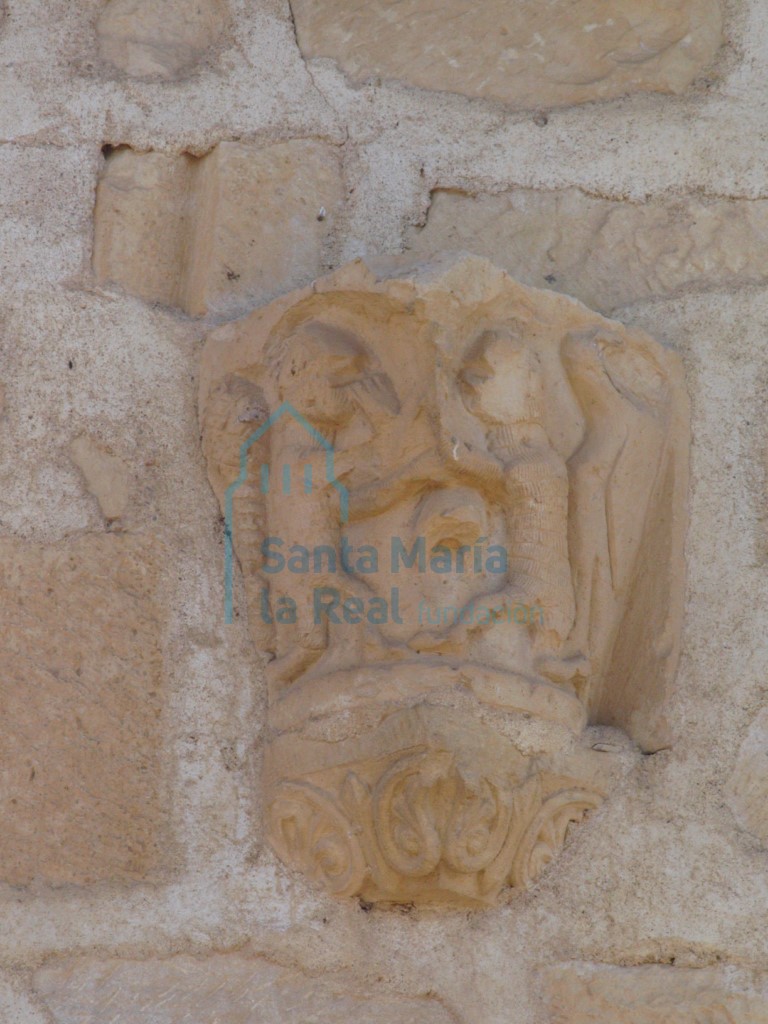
[260,320,401,684]
[199,255,689,906]
[458,328,592,686]
[406,325,584,689]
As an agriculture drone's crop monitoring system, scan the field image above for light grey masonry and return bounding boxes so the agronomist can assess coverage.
[2,0,768,1021]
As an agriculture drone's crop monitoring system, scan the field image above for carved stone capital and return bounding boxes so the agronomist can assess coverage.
[200,254,689,906]
[267,707,604,905]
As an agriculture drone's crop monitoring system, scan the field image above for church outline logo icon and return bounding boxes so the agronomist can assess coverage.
[223,402,348,624]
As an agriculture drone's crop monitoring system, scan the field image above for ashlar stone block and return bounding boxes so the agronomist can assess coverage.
[725,708,768,844]
[97,0,229,80]
[0,533,168,885]
[405,188,768,313]
[93,141,344,317]
[544,963,768,1023]
[291,0,723,108]
[35,954,455,1024]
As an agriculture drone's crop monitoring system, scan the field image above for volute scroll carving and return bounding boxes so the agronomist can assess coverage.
[200,254,689,906]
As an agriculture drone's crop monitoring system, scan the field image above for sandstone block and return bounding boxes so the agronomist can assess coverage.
[725,708,768,844]
[35,954,454,1024]
[544,963,768,1022]
[97,0,229,80]
[92,148,197,309]
[0,533,168,885]
[93,141,344,317]
[406,188,768,312]
[181,140,345,317]
[291,0,722,108]
[70,435,132,522]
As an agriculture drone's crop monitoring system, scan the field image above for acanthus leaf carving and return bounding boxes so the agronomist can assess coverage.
[200,254,689,906]
[268,744,602,905]
[268,782,367,899]
[509,788,603,890]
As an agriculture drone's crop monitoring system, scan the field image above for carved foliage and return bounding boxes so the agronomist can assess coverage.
[199,255,688,905]
[269,751,601,905]
[268,783,367,898]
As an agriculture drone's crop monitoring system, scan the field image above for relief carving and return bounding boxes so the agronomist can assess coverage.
[200,254,689,906]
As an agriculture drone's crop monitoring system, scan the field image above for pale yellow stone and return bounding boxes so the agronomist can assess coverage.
[93,148,196,309]
[97,0,229,80]
[93,141,344,316]
[406,188,768,312]
[291,0,722,108]
[725,708,768,843]
[70,435,131,521]
[182,141,345,317]
[34,953,454,1024]
[199,253,688,904]
[544,963,768,1022]
[0,533,168,885]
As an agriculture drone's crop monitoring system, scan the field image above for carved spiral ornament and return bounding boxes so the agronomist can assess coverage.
[371,750,513,878]
[443,775,510,873]
[268,782,367,897]
[509,788,602,889]
[372,753,445,877]
[268,769,602,902]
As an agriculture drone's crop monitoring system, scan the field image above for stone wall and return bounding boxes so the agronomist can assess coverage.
[2,0,768,1021]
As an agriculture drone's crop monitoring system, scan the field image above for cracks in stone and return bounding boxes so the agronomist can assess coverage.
[415,180,768,214]
[282,0,350,146]
[284,0,329,109]
[283,0,302,62]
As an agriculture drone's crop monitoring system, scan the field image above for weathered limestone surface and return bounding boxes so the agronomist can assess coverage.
[34,954,454,1024]
[0,970,47,1024]
[543,963,768,1022]
[97,0,229,80]
[0,146,92,290]
[92,148,196,310]
[405,188,768,313]
[0,533,168,885]
[725,708,768,843]
[93,141,344,317]
[291,0,723,108]
[2,0,768,1017]
[182,140,344,317]
[200,253,688,904]
[70,435,131,522]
